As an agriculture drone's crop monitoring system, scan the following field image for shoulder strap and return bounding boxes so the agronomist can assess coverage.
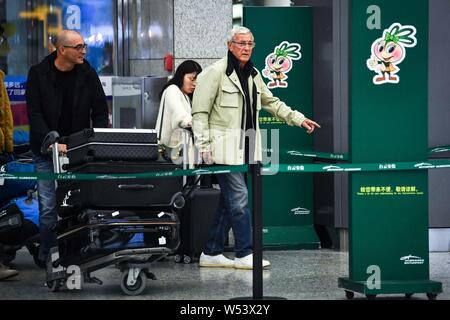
[157,93,166,141]
[181,94,195,146]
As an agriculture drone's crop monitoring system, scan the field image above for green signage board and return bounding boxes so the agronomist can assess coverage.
[243,7,319,249]
[339,0,442,298]
[350,0,428,163]
[350,171,429,281]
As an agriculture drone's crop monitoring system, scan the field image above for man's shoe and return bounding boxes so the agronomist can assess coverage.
[0,262,19,280]
[199,253,235,268]
[34,257,47,269]
[234,254,270,270]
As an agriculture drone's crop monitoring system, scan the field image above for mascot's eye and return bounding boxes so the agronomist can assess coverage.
[278,58,285,64]
[271,58,276,64]
[387,44,395,54]
[376,41,386,53]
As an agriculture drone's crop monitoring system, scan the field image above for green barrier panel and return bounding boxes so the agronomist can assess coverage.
[244,6,319,249]
[338,0,442,299]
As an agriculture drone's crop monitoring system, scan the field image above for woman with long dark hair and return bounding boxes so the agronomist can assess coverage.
[156,60,202,164]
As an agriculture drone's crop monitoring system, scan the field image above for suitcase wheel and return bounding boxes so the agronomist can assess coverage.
[183,255,192,264]
[171,192,186,210]
[174,254,182,263]
[120,269,147,296]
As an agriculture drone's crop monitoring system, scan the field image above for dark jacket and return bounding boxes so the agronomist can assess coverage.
[26,51,108,154]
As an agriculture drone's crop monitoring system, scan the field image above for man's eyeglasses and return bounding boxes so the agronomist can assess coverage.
[231,41,256,48]
[63,43,88,51]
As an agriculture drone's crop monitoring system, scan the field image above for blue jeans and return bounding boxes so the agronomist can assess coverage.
[33,154,57,262]
[204,172,252,258]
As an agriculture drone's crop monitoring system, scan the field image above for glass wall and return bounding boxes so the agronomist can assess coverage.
[128,0,173,60]
[1,0,30,75]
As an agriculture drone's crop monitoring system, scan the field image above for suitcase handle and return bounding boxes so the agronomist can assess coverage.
[118,184,155,190]
[0,215,22,230]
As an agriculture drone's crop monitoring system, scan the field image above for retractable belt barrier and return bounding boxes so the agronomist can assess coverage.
[0,165,249,181]
[263,159,450,174]
[2,159,450,181]
[284,150,348,160]
[284,146,450,160]
[429,145,450,155]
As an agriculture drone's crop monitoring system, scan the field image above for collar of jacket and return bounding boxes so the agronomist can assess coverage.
[36,51,92,117]
[37,51,91,85]
[226,50,258,79]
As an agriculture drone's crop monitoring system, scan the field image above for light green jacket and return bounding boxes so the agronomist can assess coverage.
[192,56,306,165]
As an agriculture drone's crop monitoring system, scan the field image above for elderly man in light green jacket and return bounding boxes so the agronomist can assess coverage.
[192,26,320,270]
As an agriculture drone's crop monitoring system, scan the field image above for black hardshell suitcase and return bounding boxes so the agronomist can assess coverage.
[66,128,158,167]
[56,161,183,217]
[56,208,180,266]
[175,186,221,264]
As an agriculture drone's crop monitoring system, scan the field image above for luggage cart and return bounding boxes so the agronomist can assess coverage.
[41,131,181,295]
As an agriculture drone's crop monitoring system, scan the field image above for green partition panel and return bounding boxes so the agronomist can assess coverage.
[244,7,319,249]
[338,0,442,298]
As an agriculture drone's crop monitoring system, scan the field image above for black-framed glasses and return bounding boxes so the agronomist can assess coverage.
[231,41,256,48]
[63,43,88,51]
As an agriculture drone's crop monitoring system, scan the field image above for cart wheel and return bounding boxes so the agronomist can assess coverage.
[120,270,147,296]
[345,290,354,299]
[426,293,437,300]
[405,293,413,299]
[183,255,192,264]
[174,254,182,263]
[366,294,376,300]
[46,279,64,292]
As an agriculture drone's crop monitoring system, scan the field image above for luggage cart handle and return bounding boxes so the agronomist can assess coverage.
[40,131,60,156]
[118,184,155,190]
[41,131,63,174]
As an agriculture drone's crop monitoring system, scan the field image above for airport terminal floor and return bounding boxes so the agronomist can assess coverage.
[1,248,449,300]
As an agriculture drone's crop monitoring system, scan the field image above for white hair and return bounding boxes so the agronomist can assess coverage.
[226,26,254,43]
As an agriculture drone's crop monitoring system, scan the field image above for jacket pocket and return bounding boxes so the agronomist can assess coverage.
[220,85,240,108]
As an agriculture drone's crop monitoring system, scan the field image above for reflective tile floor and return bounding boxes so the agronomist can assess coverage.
[1,249,449,300]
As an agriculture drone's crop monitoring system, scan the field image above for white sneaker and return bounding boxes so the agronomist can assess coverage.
[199,253,235,268]
[234,254,270,270]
